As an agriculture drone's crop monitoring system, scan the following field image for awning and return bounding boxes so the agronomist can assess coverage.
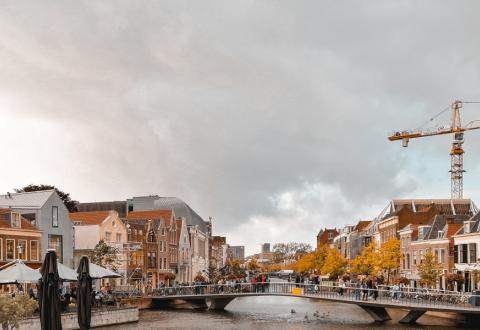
[88,262,121,279]
[0,260,40,284]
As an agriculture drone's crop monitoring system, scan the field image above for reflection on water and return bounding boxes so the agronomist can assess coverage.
[99,295,476,330]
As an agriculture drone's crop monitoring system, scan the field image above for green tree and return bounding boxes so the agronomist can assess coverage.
[14,184,78,212]
[91,240,119,271]
[351,241,379,276]
[0,295,37,330]
[417,250,441,288]
[321,248,348,280]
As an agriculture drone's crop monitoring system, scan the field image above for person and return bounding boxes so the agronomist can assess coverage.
[28,287,35,299]
[354,282,361,300]
[372,283,379,301]
[362,281,369,301]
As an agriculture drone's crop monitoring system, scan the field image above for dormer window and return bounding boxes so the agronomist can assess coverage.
[11,212,21,228]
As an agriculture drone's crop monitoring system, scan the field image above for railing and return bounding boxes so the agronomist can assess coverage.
[145,283,480,311]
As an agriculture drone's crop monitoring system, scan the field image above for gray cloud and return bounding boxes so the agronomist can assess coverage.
[2,1,480,254]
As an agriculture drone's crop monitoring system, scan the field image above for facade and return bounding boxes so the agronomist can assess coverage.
[227,245,245,262]
[316,228,338,249]
[0,190,74,267]
[126,210,178,287]
[211,236,228,270]
[70,211,128,283]
[0,208,42,268]
[333,225,355,259]
[400,215,466,288]
[349,221,373,259]
[128,195,210,280]
[453,212,480,292]
[260,243,271,253]
[176,218,192,283]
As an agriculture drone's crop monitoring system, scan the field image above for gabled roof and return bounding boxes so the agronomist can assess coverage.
[69,211,111,225]
[131,196,209,233]
[354,220,372,232]
[0,190,55,209]
[0,208,40,231]
[454,211,480,235]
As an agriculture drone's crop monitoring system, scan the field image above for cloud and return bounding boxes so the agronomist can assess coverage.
[1,1,480,254]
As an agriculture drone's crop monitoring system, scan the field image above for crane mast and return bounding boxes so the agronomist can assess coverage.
[388,100,480,199]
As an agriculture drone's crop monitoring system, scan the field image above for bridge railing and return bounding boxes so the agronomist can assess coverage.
[148,282,480,310]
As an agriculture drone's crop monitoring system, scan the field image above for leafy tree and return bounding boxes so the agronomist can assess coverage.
[14,184,78,212]
[378,238,401,284]
[417,250,441,288]
[293,244,329,274]
[321,248,347,280]
[247,259,259,271]
[273,242,312,263]
[165,273,176,286]
[351,242,379,276]
[91,240,120,271]
[0,295,37,330]
[446,273,464,291]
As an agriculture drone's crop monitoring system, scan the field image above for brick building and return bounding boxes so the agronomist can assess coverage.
[0,208,42,268]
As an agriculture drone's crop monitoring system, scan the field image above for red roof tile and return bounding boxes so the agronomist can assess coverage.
[70,211,111,225]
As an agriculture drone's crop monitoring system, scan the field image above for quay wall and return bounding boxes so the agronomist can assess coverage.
[17,307,139,330]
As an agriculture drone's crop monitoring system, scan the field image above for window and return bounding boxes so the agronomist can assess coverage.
[30,240,39,261]
[440,249,446,264]
[406,253,411,270]
[48,235,63,263]
[11,212,21,228]
[6,239,15,260]
[161,228,166,236]
[52,206,58,227]
[0,239,2,260]
[148,252,156,268]
[469,243,477,263]
[23,213,36,226]
[116,233,122,243]
[461,244,469,263]
[18,240,27,260]
[413,251,417,265]
[105,232,111,242]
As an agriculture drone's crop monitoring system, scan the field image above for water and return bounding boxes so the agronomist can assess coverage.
[99,295,476,330]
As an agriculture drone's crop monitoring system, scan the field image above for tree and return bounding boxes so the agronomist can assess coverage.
[247,259,259,271]
[165,273,176,286]
[14,184,78,212]
[91,240,120,271]
[273,242,313,263]
[293,244,329,274]
[0,295,37,330]
[378,238,401,284]
[446,273,464,291]
[417,250,441,288]
[351,242,379,276]
[321,248,348,280]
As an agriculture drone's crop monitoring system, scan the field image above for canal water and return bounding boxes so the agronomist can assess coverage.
[99,295,476,330]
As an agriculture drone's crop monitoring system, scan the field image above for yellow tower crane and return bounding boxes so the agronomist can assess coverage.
[388,100,480,199]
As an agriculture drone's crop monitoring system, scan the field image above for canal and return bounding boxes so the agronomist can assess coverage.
[99,295,477,329]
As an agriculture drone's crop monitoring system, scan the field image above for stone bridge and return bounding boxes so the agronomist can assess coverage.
[149,283,480,325]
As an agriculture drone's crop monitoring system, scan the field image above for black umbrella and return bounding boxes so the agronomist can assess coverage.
[77,256,92,330]
[38,250,62,330]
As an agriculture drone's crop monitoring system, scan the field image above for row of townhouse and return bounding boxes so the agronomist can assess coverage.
[321,198,480,291]
[72,195,211,287]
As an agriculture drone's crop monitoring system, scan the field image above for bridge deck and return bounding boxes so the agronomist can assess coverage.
[148,283,480,315]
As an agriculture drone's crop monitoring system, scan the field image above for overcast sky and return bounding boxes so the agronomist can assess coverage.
[1,1,480,255]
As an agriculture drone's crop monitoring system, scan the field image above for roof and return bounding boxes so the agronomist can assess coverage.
[454,211,480,235]
[378,198,477,220]
[132,196,209,233]
[0,208,40,231]
[354,220,372,232]
[0,190,55,209]
[69,211,111,225]
[127,210,173,221]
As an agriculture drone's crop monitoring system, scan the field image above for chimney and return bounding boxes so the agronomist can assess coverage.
[464,221,472,234]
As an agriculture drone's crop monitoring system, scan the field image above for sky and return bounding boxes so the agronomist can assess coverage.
[1,1,480,256]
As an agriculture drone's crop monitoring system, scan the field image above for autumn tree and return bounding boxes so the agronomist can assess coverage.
[91,240,120,271]
[247,259,259,271]
[417,250,441,288]
[321,248,348,280]
[378,238,401,284]
[0,295,37,330]
[351,241,379,276]
[14,184,78,212]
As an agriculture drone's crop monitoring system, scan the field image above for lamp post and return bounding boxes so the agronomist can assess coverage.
[125,223,131,286]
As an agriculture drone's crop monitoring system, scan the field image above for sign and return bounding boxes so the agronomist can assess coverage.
[292,287,302,296]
